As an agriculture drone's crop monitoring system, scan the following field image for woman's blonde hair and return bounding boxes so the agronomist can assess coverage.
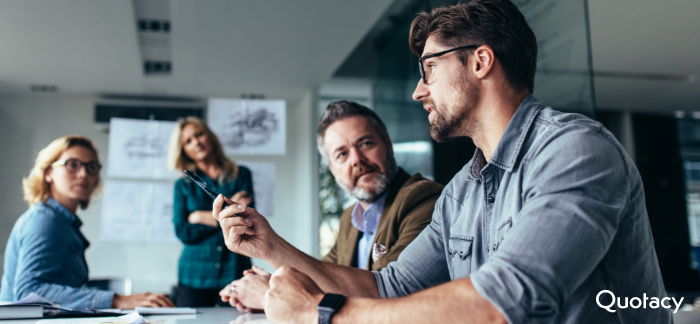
[168,116,238,181]
[23,135,102,209]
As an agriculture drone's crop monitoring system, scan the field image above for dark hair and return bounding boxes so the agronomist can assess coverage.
[409,0,537,93]
[316,101,391,161]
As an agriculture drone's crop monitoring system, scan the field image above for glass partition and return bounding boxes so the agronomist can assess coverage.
[319,0,596,255]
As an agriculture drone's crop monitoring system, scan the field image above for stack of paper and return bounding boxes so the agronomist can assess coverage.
[0,293,53,320]
[0,305,44,320]
[135,307,196,315]
[36,312,147,324]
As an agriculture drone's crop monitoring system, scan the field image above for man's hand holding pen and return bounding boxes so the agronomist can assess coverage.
[213,194,279,261]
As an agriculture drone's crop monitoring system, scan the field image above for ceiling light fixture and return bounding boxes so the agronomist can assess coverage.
[133,0,172,75]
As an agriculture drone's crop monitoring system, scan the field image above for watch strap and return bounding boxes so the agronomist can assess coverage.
[318,310,332,324]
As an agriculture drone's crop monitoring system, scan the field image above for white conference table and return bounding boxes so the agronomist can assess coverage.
[2,308,270,324]
[3,306,700,323]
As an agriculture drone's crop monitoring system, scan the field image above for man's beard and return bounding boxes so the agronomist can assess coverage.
[428,70,480,142]
[336,155,398,204]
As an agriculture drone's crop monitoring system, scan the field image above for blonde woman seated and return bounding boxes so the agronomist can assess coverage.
[0,135,173,309]
[169,117,254,307]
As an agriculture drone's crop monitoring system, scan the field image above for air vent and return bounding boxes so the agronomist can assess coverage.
[30,84,58,92]
[138,19,170,32]
[241,93,266,100]
[133,0,172,75]
[93,96,204,132]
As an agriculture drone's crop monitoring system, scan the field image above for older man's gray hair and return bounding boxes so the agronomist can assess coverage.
[316,101,393,162]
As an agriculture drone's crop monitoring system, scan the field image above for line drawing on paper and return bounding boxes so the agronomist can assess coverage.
[123,136,169,158]
[223,108,279,148]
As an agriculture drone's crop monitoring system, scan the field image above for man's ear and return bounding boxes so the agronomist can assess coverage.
[473,45,496,79]
[327,161,337,176]
[385,137,394,157]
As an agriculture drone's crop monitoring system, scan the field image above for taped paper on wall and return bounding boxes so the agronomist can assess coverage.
[100,180,178,243]
[207,99,286,155]
[238,161,275,217]
[107,118,180,180]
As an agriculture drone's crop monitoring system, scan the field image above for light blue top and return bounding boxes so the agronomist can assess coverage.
[373,95,671,324]
[0,198,114,309]
[350,188,390,270]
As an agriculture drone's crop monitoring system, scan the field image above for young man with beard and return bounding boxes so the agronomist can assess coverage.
[219,100,443,312]
[214,0,670,323]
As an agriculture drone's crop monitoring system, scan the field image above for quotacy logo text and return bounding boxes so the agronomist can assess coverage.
[596,290,683,314]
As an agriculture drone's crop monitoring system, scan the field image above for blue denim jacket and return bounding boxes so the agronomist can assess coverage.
[374,95,671,323]
[0,198,114,309]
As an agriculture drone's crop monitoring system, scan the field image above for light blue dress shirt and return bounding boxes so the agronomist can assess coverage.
[373,95,671,323]
[351,188,390,270]
[0,197,114,309]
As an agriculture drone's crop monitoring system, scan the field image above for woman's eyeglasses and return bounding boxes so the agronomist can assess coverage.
[52,159,102,176]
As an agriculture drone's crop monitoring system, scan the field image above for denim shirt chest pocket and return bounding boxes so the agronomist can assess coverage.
[448,235,474,279]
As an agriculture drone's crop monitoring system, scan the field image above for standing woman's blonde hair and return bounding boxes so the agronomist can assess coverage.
[23,135,102,209]
[168,117,238,181]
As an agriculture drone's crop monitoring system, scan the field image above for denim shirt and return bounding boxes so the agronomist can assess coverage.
[374,95,671,324]
[351,188,390,270]
[0,198,114,309]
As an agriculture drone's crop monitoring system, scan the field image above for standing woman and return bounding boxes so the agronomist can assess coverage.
[0,135,173,309]
[168,117,254,307]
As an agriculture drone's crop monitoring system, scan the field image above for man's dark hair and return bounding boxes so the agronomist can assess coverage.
[409,0,537,93]
[317,101,391,161]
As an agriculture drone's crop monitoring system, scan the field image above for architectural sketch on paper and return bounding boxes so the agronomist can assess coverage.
[107,118,180,180]
[124,136,169,159]
[223,108,279,148]
[208,98,286,155]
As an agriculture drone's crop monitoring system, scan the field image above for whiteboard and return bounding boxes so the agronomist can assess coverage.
[238,161,275,217]
[99,180,178,243]
[207,98,286,155]
[107,118,180,180]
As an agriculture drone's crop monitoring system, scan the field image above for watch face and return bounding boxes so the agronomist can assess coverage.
[318,293,345,310]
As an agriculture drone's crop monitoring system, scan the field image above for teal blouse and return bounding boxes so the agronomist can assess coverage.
[173,167,253,289]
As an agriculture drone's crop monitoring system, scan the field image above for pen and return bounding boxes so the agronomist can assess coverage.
[184,170,238,215]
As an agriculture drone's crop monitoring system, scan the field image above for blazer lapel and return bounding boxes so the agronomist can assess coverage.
[337,205,362,268]
[366,168,411,269]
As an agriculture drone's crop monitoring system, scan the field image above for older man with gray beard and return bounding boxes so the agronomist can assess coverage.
[218,100,443,312]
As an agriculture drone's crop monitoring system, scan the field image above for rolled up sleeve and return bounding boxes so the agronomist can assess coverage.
[470,127,629,323]
[373,196,451,298]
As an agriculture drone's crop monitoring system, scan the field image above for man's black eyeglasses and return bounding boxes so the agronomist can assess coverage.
[418,45,482,84]
[52,158,102,176]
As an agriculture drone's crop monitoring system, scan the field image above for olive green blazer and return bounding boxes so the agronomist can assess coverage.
[322,168,444,271]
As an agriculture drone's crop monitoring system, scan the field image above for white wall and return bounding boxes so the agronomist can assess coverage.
[0,92,319,294]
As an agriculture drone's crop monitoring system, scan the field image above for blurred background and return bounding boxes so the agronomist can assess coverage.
[0,0,698,300]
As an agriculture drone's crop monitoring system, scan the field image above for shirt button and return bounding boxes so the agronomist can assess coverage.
[449,249,453,254]
[214,263,220,269]
[487,196,495,203]
[368,231,374,235]
[217,246,223,251]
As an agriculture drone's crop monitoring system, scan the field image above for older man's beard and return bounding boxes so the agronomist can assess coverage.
[336,155,398,204]
[429,70,480,142]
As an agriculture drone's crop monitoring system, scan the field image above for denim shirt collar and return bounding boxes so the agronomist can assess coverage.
[45,197,83,229]
[468,94,544,179]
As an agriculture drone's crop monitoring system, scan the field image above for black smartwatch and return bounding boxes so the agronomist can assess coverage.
[317,293,346,324]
